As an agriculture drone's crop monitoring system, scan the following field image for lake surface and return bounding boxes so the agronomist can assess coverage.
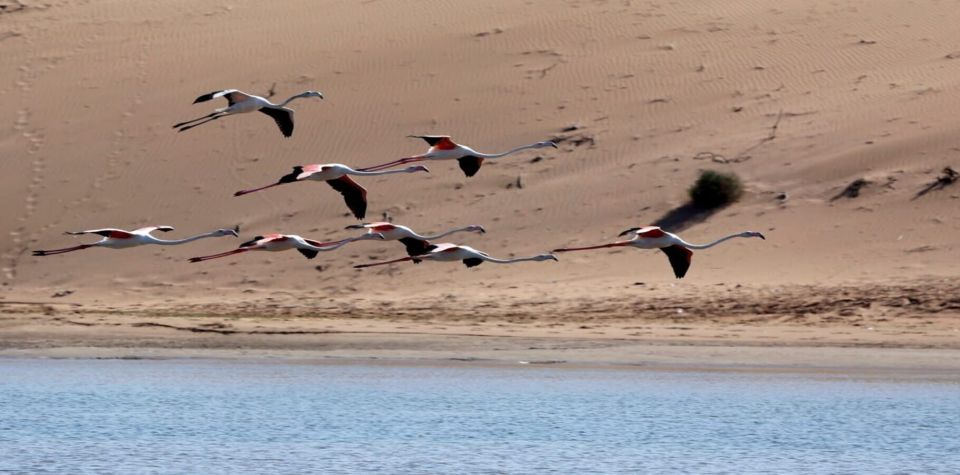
[1,358,958,474]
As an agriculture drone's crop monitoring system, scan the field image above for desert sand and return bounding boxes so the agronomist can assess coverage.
[1,0,958,366]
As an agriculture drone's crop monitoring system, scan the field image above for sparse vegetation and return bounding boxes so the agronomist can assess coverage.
[688,170,744,209]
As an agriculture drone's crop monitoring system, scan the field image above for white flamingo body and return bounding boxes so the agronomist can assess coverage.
[345,221,486,256]
[554,225,766,279]
[359,135,557,177]
[189,232,383,263]
[33,226,239,256]
[233,163,429,220]
[354,242,558,269]
[173,89,323,137]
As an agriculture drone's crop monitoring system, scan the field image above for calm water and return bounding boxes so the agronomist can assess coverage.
[1,359,959,474]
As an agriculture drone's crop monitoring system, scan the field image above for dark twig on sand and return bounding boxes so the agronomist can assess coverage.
[732,109,783,161]
[831,178,870,201]
[914,166,958,199]
[265,82,277,99]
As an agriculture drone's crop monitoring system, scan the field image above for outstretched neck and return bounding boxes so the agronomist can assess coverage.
[277,92,312,107]
[149,232,220,246]
[476,143,542,159]
[346,167,420,176]
[311,238,355,251]
[419,227,473,240]
[675,233,747,250]
[481,255,543,264]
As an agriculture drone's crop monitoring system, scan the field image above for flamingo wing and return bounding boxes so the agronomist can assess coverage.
[65,228,134,239]
[462,257,484,268]
[618,226,664,238]
[297,248,319,259]
[397,237,436,257]
[259,107,294,137]
[408,135,455,148]
[239,235,276,248]
[327,176,368,220]
[133,226,175,234]
[193,89,252,106]
[457,156,484,177]
[660,245,692,279]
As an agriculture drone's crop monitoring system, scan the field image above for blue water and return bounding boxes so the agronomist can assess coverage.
[1,359,958,474]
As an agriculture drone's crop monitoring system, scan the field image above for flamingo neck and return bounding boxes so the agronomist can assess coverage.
[277,92,312,107]
[674,233,748,250]
[311,238,353,251]
[418,227,474,240]
[479,255,543,264]
[345,167,420,176]
[475,143,543,159]
[148,231,220,246]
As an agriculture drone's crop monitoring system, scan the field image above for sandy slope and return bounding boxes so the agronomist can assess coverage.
[1,0,958,343]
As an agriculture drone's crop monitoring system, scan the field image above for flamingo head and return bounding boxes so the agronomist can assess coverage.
[467,225,486,234]
[742,231,766,240]
[534,253,559,262]
[536,141,559,149]
[215,226,240,238]
[302,91,324,100]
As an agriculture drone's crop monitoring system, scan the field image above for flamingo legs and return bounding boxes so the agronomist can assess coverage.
[33,244,95,256]
[357,156,425,172]
[187,248,250,263]
[175,113,231,133]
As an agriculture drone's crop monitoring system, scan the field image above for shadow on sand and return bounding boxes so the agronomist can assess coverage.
[652,203,719,233]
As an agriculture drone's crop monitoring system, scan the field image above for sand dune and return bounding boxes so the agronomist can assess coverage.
[1,0,958,335]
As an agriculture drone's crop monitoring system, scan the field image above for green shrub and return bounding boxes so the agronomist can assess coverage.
[688,170,743,209]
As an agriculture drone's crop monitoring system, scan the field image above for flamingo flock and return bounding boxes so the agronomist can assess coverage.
[34,86,767,279]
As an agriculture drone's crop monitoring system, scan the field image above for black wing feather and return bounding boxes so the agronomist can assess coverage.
[398,238,435,257]
[462,258,484,268]
[193,91,220,104]
[457,156,484,177]
[660,245,692,279]
[297,248,319,259]
[279,166,303,183]
[326,176,368,220]
[409,135,447,146]
[259,107,294,137]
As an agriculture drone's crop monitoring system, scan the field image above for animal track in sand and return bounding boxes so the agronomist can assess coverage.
[2,108,46,284]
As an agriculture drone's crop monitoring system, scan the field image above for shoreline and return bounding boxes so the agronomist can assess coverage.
[3,316,960,377]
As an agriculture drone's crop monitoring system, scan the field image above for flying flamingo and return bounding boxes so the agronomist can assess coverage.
[233,163,430,220]
[354,243,558,268]
[359,135,557,177]
[33,225,240,256]
[344,222,486,256]
[189,233,384,263]
[172,89,323,137]
[553,226,766,278]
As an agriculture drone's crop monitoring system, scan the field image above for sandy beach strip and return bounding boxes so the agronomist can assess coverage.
[2,305,959,376]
